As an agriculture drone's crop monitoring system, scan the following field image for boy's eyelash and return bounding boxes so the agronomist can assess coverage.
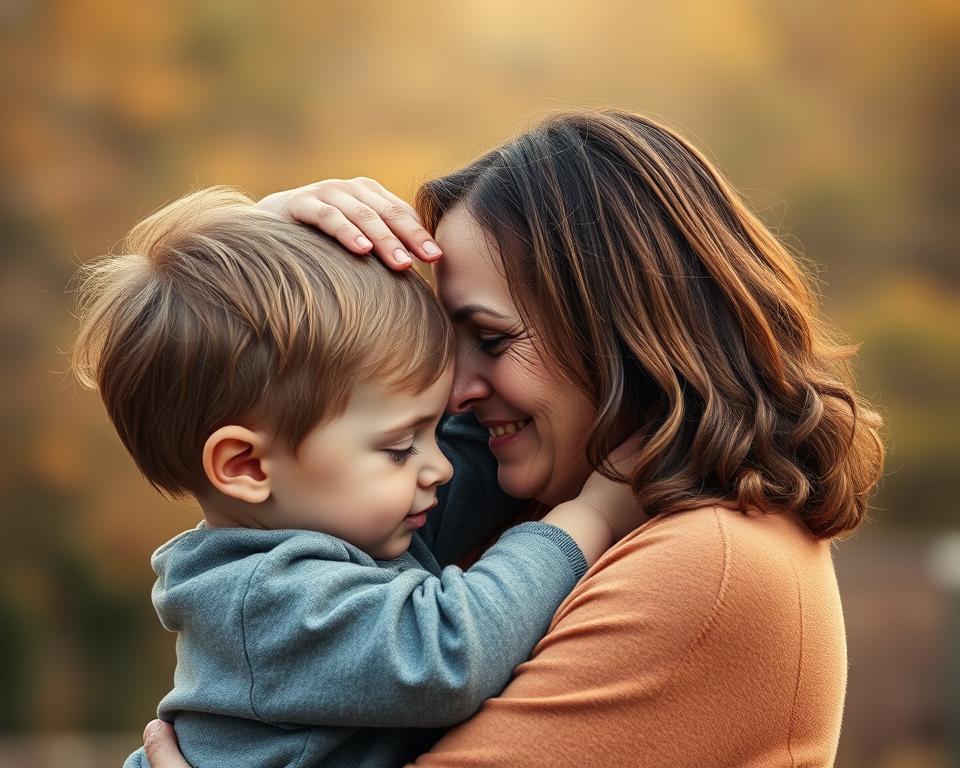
[385,445,420,464]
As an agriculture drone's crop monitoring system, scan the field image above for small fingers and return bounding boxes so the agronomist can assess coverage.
[256,179,440,270]
[286,195,374,255]
[143,720,193,768]
[324,190,417,269]
[350,180,442,263]
[607,434,642,476]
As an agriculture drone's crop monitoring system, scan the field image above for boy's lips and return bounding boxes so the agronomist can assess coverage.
[405,500,436,530]
[409,499,438,517]
[405,512,428,529]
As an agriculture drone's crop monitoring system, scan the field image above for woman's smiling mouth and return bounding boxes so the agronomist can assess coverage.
[484,418,531,449]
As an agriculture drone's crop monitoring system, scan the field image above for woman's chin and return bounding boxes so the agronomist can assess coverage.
[496,454,593,507]
[496,467,582,508]
[534,488,580,508]
[496,464,544,501]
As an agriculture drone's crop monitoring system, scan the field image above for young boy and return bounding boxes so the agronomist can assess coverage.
[72,188,628,768]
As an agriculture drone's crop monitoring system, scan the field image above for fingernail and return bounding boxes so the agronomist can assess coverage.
[145,719,163,737]
[394,249,413,264]
[356,236,373,249]
[422,241,441,257]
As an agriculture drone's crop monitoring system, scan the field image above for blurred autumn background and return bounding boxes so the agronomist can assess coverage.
[1,1,958,766]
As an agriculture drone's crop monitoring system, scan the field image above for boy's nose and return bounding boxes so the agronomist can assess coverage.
[421,448,454,488]
[434,451,454,486]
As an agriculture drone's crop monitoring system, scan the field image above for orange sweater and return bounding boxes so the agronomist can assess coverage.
[413,505,846,767]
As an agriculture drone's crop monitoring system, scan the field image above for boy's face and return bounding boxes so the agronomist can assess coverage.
[262,367,455,560]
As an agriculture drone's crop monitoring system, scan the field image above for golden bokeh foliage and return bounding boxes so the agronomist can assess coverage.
[0,1,957,765]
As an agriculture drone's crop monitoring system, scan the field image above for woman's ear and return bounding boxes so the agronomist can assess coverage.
[202,426,271,504]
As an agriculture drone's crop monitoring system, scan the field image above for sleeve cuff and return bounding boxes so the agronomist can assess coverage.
[510,521,589,582]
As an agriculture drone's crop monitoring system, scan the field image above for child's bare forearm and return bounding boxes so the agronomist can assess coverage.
[540,458,643,568]
[540,501,613,568]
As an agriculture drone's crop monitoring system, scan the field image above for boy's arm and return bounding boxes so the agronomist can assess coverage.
[420,413,528,566]
[242,521,589,729]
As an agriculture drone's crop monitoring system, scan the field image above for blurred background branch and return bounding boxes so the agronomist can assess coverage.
[1,1,957,766]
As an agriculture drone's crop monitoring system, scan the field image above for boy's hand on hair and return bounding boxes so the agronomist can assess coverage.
[257,178,443,270]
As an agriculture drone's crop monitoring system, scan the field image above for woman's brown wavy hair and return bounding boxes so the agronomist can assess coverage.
[417,110,884,539]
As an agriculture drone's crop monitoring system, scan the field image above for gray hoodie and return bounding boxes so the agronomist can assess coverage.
[124,414,586,768]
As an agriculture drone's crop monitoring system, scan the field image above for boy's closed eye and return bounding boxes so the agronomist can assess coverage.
[383,444,420,464]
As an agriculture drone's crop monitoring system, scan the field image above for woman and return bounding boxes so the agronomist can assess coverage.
[143,110,883,766]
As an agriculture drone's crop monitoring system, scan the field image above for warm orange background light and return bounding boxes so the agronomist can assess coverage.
[1,2,957,766]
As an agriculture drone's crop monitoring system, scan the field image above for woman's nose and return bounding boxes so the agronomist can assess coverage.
[446,367,492,414]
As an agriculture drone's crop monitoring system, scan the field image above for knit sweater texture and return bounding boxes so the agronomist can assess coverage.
[413,504,847,768]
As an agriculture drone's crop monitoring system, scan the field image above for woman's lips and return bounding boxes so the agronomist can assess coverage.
[487,418,531,450]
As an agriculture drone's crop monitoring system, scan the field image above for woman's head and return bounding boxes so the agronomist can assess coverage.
[418,109,883,538]
[431,206,596,506]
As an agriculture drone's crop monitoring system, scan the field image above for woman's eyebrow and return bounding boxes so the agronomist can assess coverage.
[450,304,512,323]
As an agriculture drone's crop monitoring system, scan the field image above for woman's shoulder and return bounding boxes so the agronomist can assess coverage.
[595,503,827,587]
[540,507,845,696]
[552,505,836,653]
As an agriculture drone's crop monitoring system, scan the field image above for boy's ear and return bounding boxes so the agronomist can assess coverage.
[202,426,271,504]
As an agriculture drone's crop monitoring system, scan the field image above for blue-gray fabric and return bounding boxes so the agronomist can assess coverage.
[124,413,585,768]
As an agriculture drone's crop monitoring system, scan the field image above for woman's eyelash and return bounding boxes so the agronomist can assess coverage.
[478,335,511,354]
[385,445,420,464]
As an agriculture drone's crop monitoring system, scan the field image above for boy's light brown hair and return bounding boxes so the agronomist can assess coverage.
[72,186,454,498]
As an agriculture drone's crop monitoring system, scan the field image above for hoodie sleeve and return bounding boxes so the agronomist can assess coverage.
[241,521,586,729]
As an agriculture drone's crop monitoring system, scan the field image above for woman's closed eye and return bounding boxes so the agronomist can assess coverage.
[477,334,513,355]
[384,444,420,464]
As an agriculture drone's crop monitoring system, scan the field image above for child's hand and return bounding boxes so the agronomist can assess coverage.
[143,720,192,768]
[575,436,646,542]
[540,436,644,567]
[256,178,442,270]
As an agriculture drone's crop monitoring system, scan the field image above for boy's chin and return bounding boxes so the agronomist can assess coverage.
[371,538,411,561]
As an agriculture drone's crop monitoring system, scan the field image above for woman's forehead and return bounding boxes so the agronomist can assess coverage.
[434,208,514,317]
[434,206,499,262]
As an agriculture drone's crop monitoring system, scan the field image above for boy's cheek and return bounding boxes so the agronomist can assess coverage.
[368,533,413,561]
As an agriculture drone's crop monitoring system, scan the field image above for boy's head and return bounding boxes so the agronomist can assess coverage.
[73,187,455,558]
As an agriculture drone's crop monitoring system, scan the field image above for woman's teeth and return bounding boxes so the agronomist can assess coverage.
[488,419,530,437]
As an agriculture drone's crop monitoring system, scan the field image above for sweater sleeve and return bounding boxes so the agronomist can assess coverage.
[420,413,529,566]
[242,521,588,729]
[410,507,844,768]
